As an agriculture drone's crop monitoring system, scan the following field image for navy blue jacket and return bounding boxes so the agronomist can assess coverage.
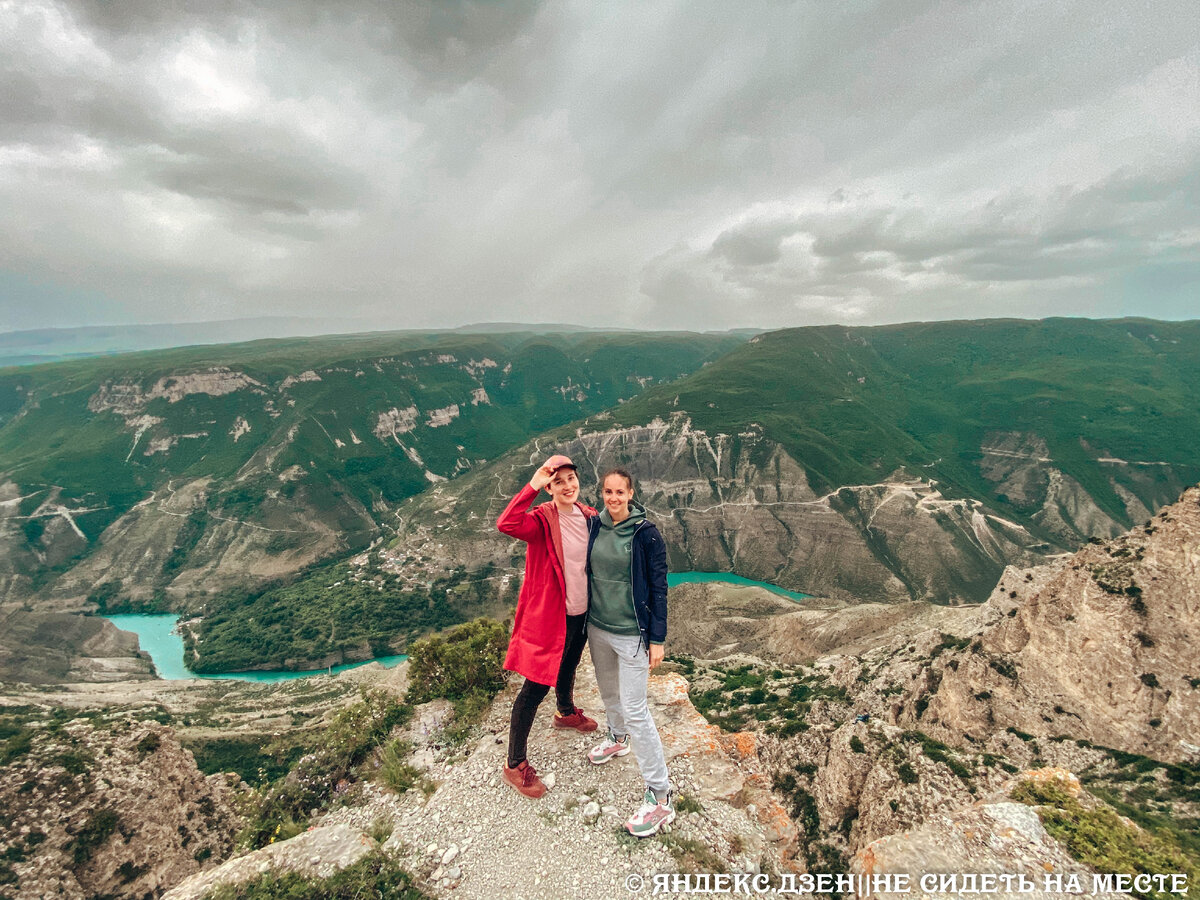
[586,512,669,648]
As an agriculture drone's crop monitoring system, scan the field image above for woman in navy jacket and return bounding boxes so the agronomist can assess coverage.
[585,467,673,837]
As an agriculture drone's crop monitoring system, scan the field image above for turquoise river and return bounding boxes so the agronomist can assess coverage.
[105,572,809,681]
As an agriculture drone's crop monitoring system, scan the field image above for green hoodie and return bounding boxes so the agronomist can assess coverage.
[588,503,645,636]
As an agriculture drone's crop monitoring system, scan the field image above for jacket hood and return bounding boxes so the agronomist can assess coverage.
[599,500,646,532]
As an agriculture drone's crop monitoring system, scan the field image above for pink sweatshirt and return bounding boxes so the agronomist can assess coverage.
[559,505,589,615]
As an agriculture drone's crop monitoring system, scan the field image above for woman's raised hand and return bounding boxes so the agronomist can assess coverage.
[529,459,558,491]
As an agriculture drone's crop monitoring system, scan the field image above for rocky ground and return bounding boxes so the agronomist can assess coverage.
[166,656,799,899]
[4,486,1198,899]
[0,719,240,899]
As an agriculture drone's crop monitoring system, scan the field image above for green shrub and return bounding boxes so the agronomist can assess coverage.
[136,732,161,757]
[849,736,866,754]
[68,808,120,864]
[405,617,508,741]
[243,690,411,849]
[205,851,427,899]
[0,731,34,767]
[901,731,974,781]
[1012,778,1198,900]
[406,618,500,690]
[989,657,1018,680]
[897,762,919,784]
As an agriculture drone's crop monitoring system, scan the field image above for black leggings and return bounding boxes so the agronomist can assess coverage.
[507,613,588,768]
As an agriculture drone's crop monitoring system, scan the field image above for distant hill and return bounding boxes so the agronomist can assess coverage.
[0,317,385,366]
[0,329,745,625]
[0,319,752,366]
[609,317,1200,530]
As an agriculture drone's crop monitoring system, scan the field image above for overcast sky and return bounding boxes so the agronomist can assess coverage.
[1,0,1196,333]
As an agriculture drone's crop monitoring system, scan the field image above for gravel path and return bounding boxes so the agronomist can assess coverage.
[323,658,794,898]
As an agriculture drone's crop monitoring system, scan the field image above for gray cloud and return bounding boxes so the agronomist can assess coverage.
[0,0,1196,332]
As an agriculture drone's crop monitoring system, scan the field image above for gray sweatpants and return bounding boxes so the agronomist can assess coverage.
[588,625,670,795]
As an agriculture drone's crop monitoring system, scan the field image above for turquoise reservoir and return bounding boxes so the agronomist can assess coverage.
[102,614,406,682]
[667,571,812,602]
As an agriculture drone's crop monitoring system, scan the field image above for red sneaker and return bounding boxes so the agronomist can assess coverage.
[553,707,598,732]
[502,760,547,798]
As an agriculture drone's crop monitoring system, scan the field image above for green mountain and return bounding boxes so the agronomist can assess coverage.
[6,317,1199,675]
[0,329,745,619]
[609,317,1200,528]
[330,318,1200,675]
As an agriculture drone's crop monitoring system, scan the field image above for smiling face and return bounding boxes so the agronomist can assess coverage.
[602,472,633,521]
[546,466,580,509]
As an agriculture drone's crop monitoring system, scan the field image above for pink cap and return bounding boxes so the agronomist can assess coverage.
[545,454,577,471]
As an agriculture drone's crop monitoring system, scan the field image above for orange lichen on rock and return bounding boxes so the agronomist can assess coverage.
[722,731,758,760]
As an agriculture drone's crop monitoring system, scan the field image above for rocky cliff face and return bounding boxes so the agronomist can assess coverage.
[0,607,155,683]
[386,418,1054,606]
[923,484,1200,763]
[0,719,241,899]
[705,484,1200,884]
[667,582,976,664]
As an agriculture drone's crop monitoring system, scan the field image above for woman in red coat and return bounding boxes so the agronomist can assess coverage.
[496,454,598,797]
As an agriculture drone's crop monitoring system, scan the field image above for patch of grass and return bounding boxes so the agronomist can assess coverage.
[375,740,433,796]
[242,690,412,849]
[1012,778,1198,900]
[206,850,428,899]
[0,731,34,767]
[54,749,93,776]
[897,762,919,784]
[67,807,120,865]
[675,793,704,815]
[186,737,303,787]
[368,818,394,845]
[659,833,728,873]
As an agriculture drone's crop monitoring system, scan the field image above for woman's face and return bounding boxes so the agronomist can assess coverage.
[547,467,580,506]
[602,474,633,518]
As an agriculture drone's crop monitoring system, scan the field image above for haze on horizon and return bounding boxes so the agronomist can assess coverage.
[1,1,1197,335]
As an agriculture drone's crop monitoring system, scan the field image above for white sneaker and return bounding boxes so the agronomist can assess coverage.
[587,733,630,765]
[626,788,675,837]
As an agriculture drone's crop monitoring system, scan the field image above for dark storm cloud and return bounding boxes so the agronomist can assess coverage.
[1,0,1197,331]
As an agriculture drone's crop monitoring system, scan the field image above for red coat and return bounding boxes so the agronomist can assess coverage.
[497,484,596,685]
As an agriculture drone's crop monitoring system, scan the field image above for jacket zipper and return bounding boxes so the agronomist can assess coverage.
[628,519,648,655]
